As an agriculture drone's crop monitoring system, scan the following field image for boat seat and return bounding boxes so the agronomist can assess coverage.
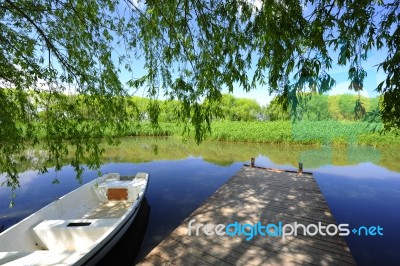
[94,179,142,203]
[32,219,118,251]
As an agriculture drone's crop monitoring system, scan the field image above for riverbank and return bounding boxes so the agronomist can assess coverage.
[121,121,400,147]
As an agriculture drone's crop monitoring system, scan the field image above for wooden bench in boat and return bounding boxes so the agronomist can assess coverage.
[94,178,143,203]
[32,218,119,251]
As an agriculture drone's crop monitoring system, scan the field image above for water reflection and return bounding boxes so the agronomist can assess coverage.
[313,164,400,266]
[100,137,399,172]
[1,137,400,265]
[5,137,400,173]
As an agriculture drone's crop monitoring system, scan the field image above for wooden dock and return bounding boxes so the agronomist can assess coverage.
[138,166,356,265]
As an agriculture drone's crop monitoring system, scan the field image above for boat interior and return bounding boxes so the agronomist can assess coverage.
[0,172,148,264]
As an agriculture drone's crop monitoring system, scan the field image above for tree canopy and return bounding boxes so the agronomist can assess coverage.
[1,0,399,189]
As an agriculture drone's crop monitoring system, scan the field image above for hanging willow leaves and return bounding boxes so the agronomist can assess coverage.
[1,0,400,191]
[0,0,130,191]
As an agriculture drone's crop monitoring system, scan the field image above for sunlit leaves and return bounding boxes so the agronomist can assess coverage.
[0,0,130,190]
[249,0,398,130]
[126,0,255,141]
[1,0,400,192]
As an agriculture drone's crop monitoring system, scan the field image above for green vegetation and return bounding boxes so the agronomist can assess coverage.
[117,93,383,123]
[103,94,400,147]
[208,121,292,143]
[266,93,381,122]
[26,93,390,146]
[2,0,400,189]
[118,121,399,147]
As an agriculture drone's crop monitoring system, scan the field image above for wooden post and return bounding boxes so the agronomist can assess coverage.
[250,158,255,167]
[298,163,303,174]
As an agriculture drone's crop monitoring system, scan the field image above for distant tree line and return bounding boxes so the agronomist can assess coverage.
[127,93,381,123]
[2,89,380,126]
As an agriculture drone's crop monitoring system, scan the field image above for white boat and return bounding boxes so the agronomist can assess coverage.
[0,172,149,266]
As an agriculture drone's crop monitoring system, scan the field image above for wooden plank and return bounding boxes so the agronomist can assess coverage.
[138,166,356,265]
[107,188,128,201]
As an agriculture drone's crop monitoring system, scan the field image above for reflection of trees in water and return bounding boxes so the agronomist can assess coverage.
[102,137,399,172]
[9,137,400,175]
[151,144,159,155]
[375,147,400,173]
[298,146,381,168]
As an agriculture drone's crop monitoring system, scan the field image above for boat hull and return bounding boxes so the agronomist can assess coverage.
[0,172,150,266]
[80,196,143,266]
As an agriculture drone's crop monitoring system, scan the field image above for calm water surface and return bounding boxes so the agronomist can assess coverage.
[1,137,399,265]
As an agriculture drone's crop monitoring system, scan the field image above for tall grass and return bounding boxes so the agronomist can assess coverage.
[208,121,292,143]
[105,120,399,147]
[291,120,384,145]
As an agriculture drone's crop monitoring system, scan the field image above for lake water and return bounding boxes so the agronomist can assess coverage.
[1,137,400,265]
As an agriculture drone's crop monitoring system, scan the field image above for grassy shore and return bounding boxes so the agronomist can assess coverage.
[121,120,400,147]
